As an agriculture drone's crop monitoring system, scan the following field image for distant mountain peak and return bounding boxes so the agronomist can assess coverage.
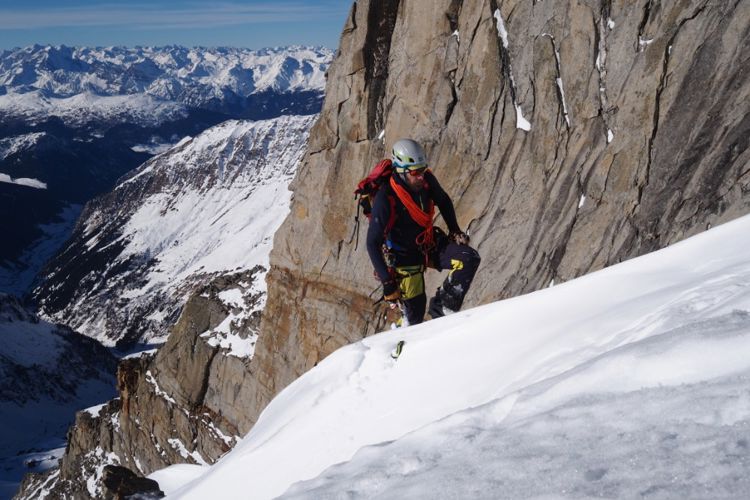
[0,45,333,98]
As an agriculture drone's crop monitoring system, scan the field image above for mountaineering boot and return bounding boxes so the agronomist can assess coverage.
[428,290,446,319]
[428,284,464,319]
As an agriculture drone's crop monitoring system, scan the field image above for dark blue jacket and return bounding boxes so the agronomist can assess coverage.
[366,170,461,282]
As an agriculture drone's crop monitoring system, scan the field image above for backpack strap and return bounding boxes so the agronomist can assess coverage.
[349,197,362,250]
[352,159,394,249]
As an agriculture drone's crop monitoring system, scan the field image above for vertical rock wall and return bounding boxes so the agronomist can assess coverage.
[246,0,750,423]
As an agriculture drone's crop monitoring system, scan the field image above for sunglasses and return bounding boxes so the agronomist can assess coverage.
[396,164,428,177]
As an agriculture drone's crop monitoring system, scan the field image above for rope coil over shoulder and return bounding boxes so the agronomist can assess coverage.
[389,175,435,256]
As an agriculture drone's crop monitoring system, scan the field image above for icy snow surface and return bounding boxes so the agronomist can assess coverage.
[169,439,208,466]
[0,173,47,189]
[150,465,204,496]
[82,403,107,418]
[117,116,310,284]
[515,105,532,132]
[161,214,750,499]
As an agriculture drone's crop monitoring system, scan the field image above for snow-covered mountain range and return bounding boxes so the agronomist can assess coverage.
[0,45,331,125]
[0,294,117,498]
[154,213,750,499]
[0,45,331,297]
[34,114,315,348]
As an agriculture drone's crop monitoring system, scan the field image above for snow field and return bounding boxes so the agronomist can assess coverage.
[0,91,187,128]
[155,213,750,498]
[117,117,307,284]
[0,173,47,189]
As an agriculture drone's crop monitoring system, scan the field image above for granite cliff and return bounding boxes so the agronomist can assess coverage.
[248,0,750,423]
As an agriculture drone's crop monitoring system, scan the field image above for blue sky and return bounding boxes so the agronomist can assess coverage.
[0,1,352,50]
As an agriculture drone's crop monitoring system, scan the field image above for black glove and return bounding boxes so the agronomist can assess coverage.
[450,230,470,245]
[382,279,401,302]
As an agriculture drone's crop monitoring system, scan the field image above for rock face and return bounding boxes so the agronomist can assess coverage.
[243,0,750,421]
[16,269,265,499]
[101,465,164,499]
[34,114,315,348]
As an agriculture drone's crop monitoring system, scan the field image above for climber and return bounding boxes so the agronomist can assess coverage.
[365,138,481,325]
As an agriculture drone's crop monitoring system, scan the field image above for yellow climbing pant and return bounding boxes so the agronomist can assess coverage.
[395,265,425,300]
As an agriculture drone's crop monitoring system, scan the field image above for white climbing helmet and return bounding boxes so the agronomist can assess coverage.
[391,139,427,169]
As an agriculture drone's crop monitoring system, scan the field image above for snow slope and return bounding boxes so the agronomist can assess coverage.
[36,114,315,346]
[156,214,750,499]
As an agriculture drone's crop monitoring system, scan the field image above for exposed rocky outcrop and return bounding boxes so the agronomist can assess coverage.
[244,0,750,422]
[101,465,164,499]
[16,269,264,499]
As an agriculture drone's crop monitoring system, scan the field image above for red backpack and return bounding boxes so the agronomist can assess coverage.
[354,159,394,220]
[351,159,397,249]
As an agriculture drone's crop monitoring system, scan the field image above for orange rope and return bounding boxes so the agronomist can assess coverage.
[390,176,435,254]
